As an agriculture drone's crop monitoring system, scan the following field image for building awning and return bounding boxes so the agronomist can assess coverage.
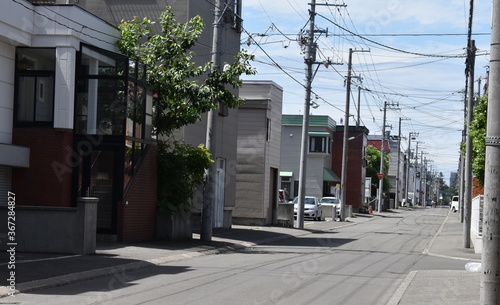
[280,171,293,177]
[323,168,340,182]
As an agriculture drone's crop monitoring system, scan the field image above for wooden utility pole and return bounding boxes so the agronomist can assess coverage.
[463,39,475,249]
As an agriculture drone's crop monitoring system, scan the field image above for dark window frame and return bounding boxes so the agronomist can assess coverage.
[75,43,129,136]
[14,47,56,127]
[309,136,331,153]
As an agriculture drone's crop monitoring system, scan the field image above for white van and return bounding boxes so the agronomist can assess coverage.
[451,196,459,212]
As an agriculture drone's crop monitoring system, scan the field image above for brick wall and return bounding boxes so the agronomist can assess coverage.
[12,128,73,207]
[119,145,158,242]
[472,178,484,198]
[332,129,365,211]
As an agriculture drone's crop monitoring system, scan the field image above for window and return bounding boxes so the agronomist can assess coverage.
[309,136,330,153]
[15,48,56,125]
[266,118,271,142]
[75,45,127,135]
[218,101,228,117]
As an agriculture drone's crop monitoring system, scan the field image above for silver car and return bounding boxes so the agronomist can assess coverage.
[293,196,322,220]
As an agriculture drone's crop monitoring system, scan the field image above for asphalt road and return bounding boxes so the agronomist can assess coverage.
[6,208,466,305]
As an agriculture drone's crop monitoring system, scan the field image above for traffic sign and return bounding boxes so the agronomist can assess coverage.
[377,173,384,180]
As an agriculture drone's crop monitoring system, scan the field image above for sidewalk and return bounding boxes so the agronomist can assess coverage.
[388,207,481,305]
[0,207,482,304]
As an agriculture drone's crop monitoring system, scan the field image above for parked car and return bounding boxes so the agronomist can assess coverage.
[319,196,338,205]
[319,196,340,210]
[293,196,322,220]
[451,196,459,212]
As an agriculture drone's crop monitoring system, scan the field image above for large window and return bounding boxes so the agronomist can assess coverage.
[15,48,56,125]
[75,45,127,136]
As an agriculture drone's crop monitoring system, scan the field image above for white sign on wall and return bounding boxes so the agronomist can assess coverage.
[365,177,372,197]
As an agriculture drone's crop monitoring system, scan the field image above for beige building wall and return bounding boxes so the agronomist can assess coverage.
[234,81,283,225]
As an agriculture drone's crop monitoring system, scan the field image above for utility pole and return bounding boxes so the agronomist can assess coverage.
[201,0,223,241]
[377,101,398,212]
[463,39,476,249]
[404,132,417,207]
[377,101,388,213]
[296,0,317,229]
[297,1,343,228]
[413,141,421,206]
[395,118,403,209]
[480,0,500,302]
[423,157,427,206]
[459,134,465,223]
[420,151,426,206]
[340,48,368,220]
[356,86,361,128]
[395,118,409,209]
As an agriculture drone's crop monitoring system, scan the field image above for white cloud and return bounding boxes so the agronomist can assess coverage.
[241,0,491,178]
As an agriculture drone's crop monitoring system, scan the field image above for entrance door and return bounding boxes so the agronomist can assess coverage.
[214,158,225,228]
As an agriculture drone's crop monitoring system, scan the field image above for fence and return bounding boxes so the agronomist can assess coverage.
[471,194,483,254]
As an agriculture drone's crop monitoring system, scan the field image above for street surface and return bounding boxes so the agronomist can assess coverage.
[2,208,469,305]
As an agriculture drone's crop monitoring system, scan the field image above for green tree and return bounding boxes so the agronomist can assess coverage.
[434,172,452,204]
[117,8,255,211]
[366,145,391,197]
[117,8,255,137]
[470,95,487,186]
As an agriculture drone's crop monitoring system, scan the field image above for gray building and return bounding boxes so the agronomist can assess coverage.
[280,115,338,200]
[234,81,283,225]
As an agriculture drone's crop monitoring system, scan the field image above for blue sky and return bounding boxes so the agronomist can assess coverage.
[239,0,492,183]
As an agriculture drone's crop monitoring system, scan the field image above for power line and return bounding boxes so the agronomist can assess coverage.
[316,12,469,58]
